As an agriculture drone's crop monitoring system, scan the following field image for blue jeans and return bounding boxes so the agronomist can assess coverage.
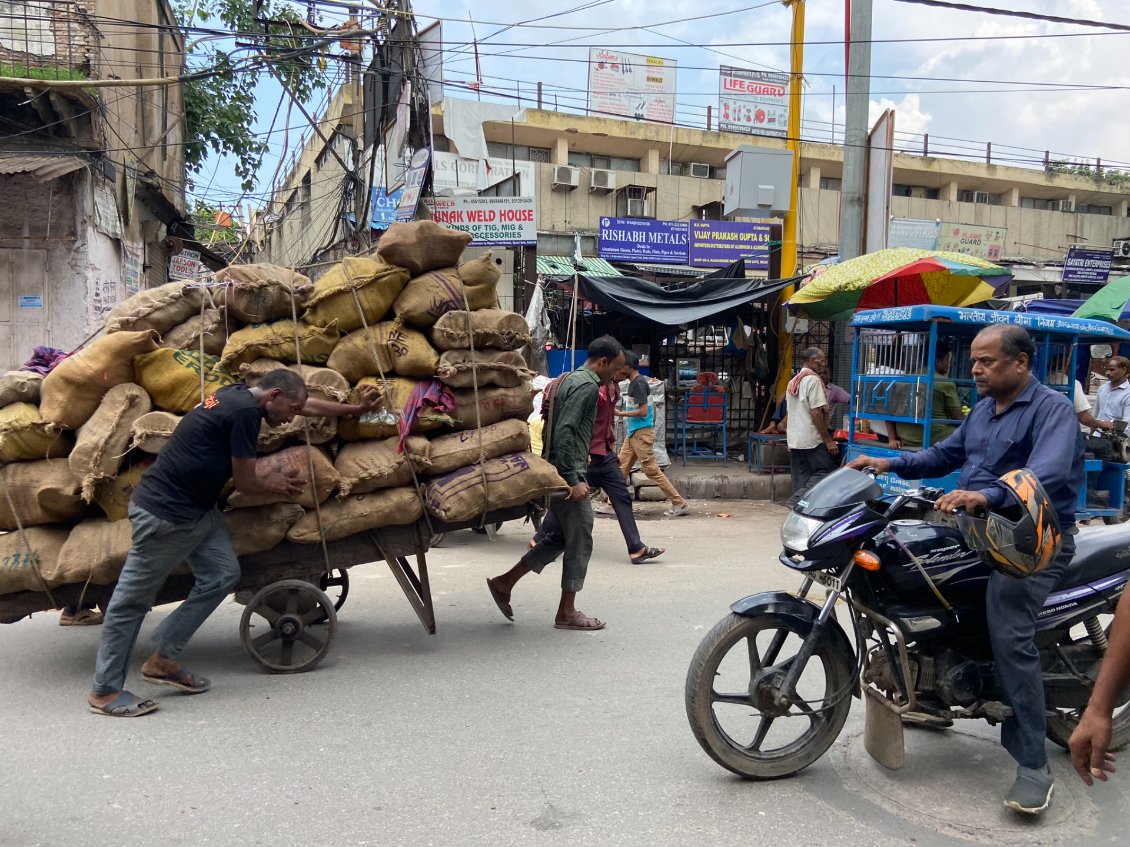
[92,504,241,696]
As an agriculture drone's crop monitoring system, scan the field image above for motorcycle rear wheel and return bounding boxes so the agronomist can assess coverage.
[685,611,854,779]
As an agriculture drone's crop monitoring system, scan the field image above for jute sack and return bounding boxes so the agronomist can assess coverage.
[0,403,71,463]
[450,384,536,431]
[236,361,350,402]
[226,446,340,509]
[436,349,532,389]
[423,419,532,476]
[327,321,439,382]
[424,452,566,523]
[39,330,159,428]
[129,411,181,454]
[0,526,69,594]
[220,320,340,371]
[225,502,305,555]
[431,309,532,352]
[337,377,451,441]
[92,457,155,521]
[134,348,234,414]
[0,371,44,407]
[302,258,411,331]
[376,220,472,276]
[104,281,205,336]
[0,459,83,530]
[46,518,132,586]
[69,383,152,500]
[256,414,337,453]
[393,268,498,328]
[457,254,502,288]
[215,264,313,324]
[160,309,227,357]
[287,488,423,543]
[336,437,416,495]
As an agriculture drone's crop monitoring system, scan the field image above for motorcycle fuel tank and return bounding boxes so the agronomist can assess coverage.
[874,519,990,598]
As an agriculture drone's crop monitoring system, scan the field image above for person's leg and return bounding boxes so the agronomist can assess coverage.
[632,428,686,507]
[988,536,1074,809]
[146,509,241,670]
[535,499,564,547]
[91,506,201,703]
[587,453,644,555]
[556,498,602,629]
[805,444,839,491]
[488,499,568,616]
[787,448,812,508]
[618,433,637,480]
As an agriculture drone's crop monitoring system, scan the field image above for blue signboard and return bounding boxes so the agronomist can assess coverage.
[1063,245,1114,285]
[370,187,403,230]
[688,220,772,269]
[597,217,688,264]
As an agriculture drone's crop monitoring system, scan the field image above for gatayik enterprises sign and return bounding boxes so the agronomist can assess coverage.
[718,67,789,138]
[430,197,537,246]
[688,220,772,269]
[598,217,688,263]
[1062,245,1114,284]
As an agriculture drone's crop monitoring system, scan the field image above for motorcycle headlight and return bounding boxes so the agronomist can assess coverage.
[781,512,823,552]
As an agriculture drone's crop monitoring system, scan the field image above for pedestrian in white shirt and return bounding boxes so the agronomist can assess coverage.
[785,347,838,506]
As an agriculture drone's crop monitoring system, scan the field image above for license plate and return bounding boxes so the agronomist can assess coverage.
[814,571,842,592]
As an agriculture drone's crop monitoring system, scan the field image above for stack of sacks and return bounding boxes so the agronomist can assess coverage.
[0,223,563,597]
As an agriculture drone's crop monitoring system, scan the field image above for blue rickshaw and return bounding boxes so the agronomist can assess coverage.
[843,305,1130,523]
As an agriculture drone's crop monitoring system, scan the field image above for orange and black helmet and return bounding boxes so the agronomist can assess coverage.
[956,468,1062,579]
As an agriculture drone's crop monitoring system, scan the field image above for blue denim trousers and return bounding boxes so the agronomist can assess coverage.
[92,503,241,696]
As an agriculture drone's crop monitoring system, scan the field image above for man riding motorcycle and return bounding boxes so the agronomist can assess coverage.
[848,323,1084,815]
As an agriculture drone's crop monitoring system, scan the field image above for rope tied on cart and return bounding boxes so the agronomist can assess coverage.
[342,263,437,539]
[0,474,60,609]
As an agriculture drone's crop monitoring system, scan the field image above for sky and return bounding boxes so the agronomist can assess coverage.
[197,0,1130,212]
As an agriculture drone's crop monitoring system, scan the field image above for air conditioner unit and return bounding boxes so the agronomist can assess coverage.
[1054,199,1073,212]
[627,198,651,218]
[552,166,580,190]
[1114,239,1130,258]
[689,162,712,179]
[590,169,616,192]
[974,191,990,204]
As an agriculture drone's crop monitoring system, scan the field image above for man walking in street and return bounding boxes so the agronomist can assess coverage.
[848,324,1084,815]
[616,352,689,518]
[88,370,378,717]
[785,347,838,506]
[486,336,625,630]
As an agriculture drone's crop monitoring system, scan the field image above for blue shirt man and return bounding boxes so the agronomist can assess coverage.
[848,323,1083,816]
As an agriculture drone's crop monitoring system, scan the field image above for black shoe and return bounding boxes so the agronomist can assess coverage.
[1003,764,1053,815]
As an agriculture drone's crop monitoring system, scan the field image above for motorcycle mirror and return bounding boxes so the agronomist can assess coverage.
[1091,344,1113,359]
[1115,419,1127,433]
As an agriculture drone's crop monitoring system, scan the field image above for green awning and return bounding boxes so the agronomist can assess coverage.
[536,255,622,276]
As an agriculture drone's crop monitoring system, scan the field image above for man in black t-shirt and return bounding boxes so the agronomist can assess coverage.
[88,370,375,718]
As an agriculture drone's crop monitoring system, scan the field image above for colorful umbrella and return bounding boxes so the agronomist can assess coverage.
[786,248,1013,320]
[1071,274,1130,323]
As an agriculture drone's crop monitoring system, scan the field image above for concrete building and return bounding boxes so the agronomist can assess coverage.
[0,0,192,372]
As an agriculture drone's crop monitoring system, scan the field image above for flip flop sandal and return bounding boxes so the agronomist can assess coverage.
[554,611,606,631]
[629,546,664,564]
[89,690,159,718]
[142,667,211,694]
[486,578,514,621]
[60,609,104,626]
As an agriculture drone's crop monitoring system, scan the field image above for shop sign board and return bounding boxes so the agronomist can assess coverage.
[395,147,432,222]
[598,217,688,263]
[168,249,200,281]
[888,218,942,250]
[1063,246,1114,284]
[688,220,772,269]
[430,197,537,246]
[935,222,1007,261]
[588,48,676,123]
[718,67,788,137]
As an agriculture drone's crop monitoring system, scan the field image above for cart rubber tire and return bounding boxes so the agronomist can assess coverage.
[239,579,337,674]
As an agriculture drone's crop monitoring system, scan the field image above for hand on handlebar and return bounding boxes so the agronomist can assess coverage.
[846,455,890,474]
[934,489,989,516]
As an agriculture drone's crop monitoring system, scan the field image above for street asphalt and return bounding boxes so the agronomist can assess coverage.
[2,500,1128,845]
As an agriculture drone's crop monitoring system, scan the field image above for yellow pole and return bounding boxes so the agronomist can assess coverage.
[775,0,806,399]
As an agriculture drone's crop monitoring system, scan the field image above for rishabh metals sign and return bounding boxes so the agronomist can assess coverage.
[718,67,789,138]
[1063,245,1115,285]
[587,48,676,123]
[598,217,772,269]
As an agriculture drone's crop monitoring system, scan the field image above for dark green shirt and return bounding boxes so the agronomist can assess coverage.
[899,378,962,448]
[545,367,600,486]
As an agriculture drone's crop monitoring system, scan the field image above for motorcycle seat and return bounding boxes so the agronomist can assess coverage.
[1054,523,1130,590]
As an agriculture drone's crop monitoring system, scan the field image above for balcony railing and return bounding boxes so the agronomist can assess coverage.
[0,1,95,81]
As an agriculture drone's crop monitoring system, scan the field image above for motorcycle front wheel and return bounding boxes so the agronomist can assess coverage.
[685,611,854,779]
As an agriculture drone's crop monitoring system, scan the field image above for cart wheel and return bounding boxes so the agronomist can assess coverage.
[239,579,337,674]
[319,569,350,611]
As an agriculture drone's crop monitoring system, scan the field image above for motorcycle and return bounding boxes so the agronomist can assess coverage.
[685,467,1130,778]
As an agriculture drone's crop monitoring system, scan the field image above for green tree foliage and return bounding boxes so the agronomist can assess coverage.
[177,1,328,191]
[188,199,242,244]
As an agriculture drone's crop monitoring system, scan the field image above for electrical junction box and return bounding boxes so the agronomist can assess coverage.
[723,146,794,218]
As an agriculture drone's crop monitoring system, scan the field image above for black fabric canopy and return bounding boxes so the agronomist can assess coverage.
[572,272,803,327]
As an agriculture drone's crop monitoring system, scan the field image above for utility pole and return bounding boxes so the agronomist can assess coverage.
[839,0,872,262]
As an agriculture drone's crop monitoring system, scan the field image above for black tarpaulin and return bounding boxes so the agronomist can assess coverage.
[572,272,803,327]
